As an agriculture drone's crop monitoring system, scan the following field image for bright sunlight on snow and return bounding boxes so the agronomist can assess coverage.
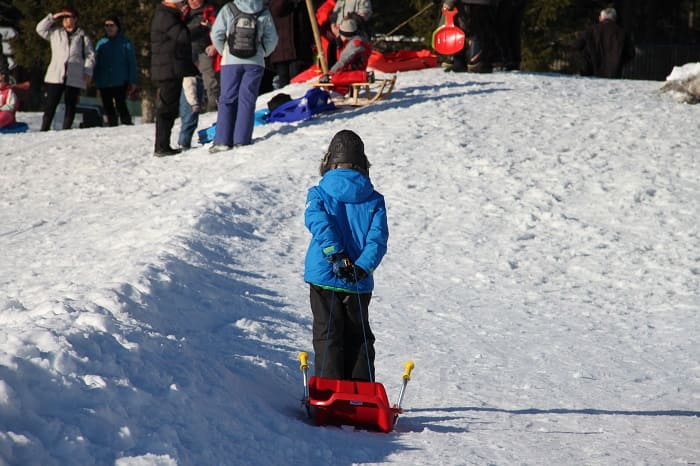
[1,68,699,465]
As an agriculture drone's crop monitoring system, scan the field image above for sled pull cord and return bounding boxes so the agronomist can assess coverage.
[353,269,375,383]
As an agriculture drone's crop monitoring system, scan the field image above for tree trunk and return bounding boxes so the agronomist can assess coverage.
[141,89,155,123]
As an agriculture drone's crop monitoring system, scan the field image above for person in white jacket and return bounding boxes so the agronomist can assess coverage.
[35,7,95,131]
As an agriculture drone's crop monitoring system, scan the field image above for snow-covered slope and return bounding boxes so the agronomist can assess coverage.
[1,69,698,465]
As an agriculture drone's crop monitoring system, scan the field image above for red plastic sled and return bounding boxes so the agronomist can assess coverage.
[432,8,466,55]
[307,376,401,433]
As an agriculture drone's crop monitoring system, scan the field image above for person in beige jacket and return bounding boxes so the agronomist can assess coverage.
[36,7,96,131]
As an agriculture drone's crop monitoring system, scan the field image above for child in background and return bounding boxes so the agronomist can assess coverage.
[0,69,18,129]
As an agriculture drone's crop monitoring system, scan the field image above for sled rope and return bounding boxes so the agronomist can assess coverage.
[319,290,337,378]
[353,268,374,383]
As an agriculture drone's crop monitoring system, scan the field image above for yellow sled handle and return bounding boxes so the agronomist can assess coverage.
[402,361,415,381]
[298,352,309,371]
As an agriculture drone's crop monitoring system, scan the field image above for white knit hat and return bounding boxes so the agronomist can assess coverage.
[339,18,358,36]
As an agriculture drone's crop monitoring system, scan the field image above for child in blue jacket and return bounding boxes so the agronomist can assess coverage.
[304,130,389,381]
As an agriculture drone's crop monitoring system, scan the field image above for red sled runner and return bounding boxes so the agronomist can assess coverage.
[298,352,414,432]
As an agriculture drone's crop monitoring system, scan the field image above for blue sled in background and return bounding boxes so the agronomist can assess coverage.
[197,88,336,145]
[0,122,29,134]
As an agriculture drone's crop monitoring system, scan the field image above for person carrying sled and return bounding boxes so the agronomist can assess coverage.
[439,0,499,73]
[318,18,373,95]
[0,68,18,129]
[304,129,389,381]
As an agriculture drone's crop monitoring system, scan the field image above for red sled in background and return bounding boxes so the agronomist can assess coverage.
[298,352,414,433]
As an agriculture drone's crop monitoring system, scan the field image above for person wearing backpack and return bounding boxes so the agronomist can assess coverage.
[209,0,278,153]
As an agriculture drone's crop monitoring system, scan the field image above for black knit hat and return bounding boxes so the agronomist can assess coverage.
[320,129,371,176]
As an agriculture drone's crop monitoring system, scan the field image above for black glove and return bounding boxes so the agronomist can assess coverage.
[328,253,352,278]
[342,264,367,283]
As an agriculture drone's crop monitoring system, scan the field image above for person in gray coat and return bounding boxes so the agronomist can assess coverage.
[36,7,95,131]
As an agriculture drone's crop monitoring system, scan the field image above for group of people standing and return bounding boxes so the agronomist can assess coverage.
[34,8,139,131]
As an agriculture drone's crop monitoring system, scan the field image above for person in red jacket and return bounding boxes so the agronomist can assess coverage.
[0,69,18,129]
[318,18,373,95]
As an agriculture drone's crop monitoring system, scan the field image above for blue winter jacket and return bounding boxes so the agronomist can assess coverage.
[93,34,137,89]
[304,169,388,294]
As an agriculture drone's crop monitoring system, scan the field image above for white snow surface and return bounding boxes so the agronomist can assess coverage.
[1,68,699,465]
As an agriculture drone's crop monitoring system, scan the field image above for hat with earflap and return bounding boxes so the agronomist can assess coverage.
[320,129,371,177]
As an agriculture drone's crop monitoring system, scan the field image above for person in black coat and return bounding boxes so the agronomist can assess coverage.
[268,0,314,88]
[495,0,527,71]
[442,0,499,73]
[574,7,635,79]
[150,0,198,156]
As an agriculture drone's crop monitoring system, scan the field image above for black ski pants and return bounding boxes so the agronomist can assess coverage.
[310,285,375,381]
[40,82,81,131]
[154,78,182,152]
[99,85,132,126]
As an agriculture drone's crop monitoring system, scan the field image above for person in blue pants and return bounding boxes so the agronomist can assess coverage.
[208,0,278,153]
[178,75,204,150]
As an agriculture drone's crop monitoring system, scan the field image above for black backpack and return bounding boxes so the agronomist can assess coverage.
[227,3,263,59]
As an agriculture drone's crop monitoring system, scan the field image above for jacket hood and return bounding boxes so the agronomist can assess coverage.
[235,0,265,14]
[318,169,374,204]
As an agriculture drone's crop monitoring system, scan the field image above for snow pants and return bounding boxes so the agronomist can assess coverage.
[40,82,80,131]
[310,284,375,381]
[99,84,132,126]
[213,64,264,147]
[154,78,183,152]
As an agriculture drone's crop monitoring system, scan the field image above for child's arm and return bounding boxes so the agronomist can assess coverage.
[0,89,18,112]
[182,77,199,112]
[305,187,344,257]
[354,197,389,274]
